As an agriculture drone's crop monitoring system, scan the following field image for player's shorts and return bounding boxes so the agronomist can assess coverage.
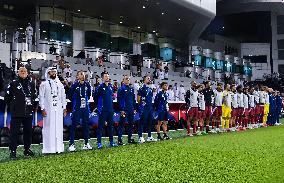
[213,106,222,117]
[157,111,169,121]
[255,104,261,115]
[204,106,212,118]
[198,110,205,119]
[222,105,231,118]
[243,108,249,118]
[259,105,264,116]
[237,107,244,117]
[249,107,255,117]
[187,107,199,118]
[231,108,238,117]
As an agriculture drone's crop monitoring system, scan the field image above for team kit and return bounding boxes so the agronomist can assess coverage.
[66,72,282,151]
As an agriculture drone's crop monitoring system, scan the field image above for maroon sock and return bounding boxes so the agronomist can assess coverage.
[229,123,232,128]
[206,125,209,132]
[212,121,215,129]
[200,125,204,132]
[216,121,220,128]
[193,124,197,133]
[187,123,191,134]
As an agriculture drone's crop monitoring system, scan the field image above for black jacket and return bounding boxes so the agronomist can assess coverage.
[4,77,37,117]
[203,88,214,106]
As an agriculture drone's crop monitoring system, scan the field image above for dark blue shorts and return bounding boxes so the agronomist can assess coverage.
[157,111,169,121]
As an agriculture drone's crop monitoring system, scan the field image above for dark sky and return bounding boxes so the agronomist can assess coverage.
[201,11,271,43]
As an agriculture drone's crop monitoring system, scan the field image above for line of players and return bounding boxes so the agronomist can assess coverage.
[68,72,172,151]
[185,81,282,136]
[68,70,282,151]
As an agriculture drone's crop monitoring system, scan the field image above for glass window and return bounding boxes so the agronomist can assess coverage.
[85,31,111,49]
[111,37,133,53]
[40,21,72,42]
[204,57,213,68]
[244,66,252,76]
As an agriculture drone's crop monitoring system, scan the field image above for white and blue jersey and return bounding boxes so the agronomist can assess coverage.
[68,81,91,112]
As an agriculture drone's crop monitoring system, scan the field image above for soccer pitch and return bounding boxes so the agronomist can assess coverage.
[1,124,284,183]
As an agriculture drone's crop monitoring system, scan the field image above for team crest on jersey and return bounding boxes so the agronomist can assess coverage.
[17,85,21,90]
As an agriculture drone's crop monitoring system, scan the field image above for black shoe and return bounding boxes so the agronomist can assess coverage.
[128,139,137,144]
[117,140,125,146]
[24,149,35,157]
[157,135,163,141]
[163,135,171,140]
[10,151,17,159]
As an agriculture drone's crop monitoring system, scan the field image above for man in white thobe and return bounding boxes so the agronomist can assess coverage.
[39,67,67,154]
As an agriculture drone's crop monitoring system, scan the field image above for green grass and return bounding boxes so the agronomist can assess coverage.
[1,122,284,183]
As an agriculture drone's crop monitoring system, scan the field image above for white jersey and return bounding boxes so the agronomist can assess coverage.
[198,92,205,111]
[223,91,232,107]
[237,92,244,108]
[254,91,260,104]
[167,89,175,101]
[188,87,199,107]
[264,92,270,104]
[243,94,249,109]
[231,92,238,109]
[214,90,223,107]
[249,94,255,108]
[179,87,186,101]
[259,91,265,104]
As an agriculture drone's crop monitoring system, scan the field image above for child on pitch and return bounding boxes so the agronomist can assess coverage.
[236,85,244,131]
[222,84,232,132]
[230,84,238,132]
[243,87,250,129]
[154,82,171,140]
[211,82,223,133]
[196,84,207,135]
[248,87,256,129]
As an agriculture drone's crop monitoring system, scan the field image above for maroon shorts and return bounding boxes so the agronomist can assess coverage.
[188,107,199,118]
[231,108,238,117]
[204,106,212,118]
[213,106,222,117]
[255,104,261,115]
[198,110,205,119]
[243,108,249,118]
[249,107,255,117]
[259,105,264,116]
[237,108,244,117]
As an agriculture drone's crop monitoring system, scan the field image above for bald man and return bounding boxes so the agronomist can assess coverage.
[5,67,36,159]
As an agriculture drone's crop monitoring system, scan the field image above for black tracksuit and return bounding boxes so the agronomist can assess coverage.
[4,77,36,151]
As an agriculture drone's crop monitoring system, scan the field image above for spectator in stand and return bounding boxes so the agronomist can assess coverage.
[179,84,186,101]
[157,64,164,80]
[167,85,175,101]
[133,80,140,100]
[58,56,65,73]
[97,56,104,67]
[49,44,56,54]
[173,83,179,101]
[76,49,86,59]
[63,64,72,83]
[67,47,73,57]
[53,55,60,67]
[164,64,169,73]
[101,68,108,76]
[164,70,169,80]
[86,54,94,65]
[86,67,93,81]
